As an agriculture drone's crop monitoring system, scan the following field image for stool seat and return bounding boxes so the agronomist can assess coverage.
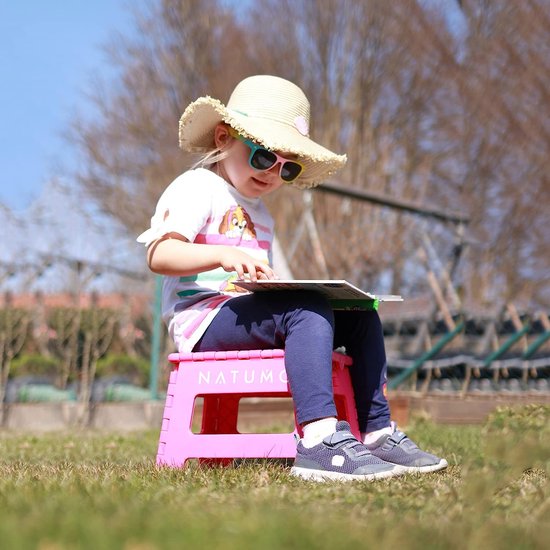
[156,349,359,467]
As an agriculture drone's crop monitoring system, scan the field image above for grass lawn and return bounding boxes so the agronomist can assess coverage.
[0,405,548,550]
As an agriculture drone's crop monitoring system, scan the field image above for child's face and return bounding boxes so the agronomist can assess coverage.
[214,125,286,199]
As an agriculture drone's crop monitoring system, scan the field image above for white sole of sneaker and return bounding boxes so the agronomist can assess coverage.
[398,459,448,474]
[289,466,402,482]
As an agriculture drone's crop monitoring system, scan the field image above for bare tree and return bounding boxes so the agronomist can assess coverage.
[77,299,117,423]
[49,306,81,389]
[437,0,550,308]
[70,0,249,235]
[0,293,30,418]
[69,0,550,311]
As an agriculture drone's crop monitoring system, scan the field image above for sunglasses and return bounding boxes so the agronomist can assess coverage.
[228,128,304,183]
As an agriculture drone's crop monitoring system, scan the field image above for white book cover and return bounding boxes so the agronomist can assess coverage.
[233,279,403,303]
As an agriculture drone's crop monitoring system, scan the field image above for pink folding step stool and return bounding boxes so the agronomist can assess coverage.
[156,349,360,467]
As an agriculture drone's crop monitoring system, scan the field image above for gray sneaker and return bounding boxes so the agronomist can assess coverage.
[290,421,403,482]
[366,422,448,473]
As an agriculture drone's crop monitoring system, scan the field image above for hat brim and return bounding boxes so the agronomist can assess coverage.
[178,96,346,188]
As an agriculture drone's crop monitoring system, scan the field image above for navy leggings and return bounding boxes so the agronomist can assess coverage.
[193,290,390,432]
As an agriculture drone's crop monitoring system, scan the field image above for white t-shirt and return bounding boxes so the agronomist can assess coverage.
[137,168,274,352]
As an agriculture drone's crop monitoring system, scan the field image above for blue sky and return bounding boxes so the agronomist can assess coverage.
[0,1,136,212]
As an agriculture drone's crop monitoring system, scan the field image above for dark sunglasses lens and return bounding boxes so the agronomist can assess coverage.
[249,146,302,182]
[251,149,277,170]
[280,162,303,182]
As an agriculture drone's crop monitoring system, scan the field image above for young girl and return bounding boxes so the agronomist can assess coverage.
[138,75,447,481]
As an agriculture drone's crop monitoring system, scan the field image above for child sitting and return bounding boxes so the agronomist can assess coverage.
[138,75,447,481]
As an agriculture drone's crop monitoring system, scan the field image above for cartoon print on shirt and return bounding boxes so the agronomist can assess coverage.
[218,205,257,240]
[220,274,248,293]
[217,205,262,293]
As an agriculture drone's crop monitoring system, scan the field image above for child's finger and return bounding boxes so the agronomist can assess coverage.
[234,264,245,280]
[245,261,258,281]
[257,263,275,280]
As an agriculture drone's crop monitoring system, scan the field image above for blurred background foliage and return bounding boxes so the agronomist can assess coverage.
[1,0,549,399]
[68,0,550,309]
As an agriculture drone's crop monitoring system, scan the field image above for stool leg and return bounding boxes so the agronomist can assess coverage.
[215,396,241,434]
[199,395,241,467]
[333,368,360,439]
[201,395,240,434]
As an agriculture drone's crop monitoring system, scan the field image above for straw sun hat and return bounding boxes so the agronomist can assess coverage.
[178,75,347,188]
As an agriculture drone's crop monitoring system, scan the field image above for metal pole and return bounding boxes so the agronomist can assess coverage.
[523,330,550,359]
[149,274,163,400]
[481,323,531,368]
[316,181,470,225]
[388,320,465,390]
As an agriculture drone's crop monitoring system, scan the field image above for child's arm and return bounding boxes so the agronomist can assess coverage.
[146,233,276,282]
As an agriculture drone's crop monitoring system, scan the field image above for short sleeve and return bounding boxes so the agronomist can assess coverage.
[136,170,213,247]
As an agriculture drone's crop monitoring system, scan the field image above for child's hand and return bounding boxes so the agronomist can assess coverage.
[219,247,276,282]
